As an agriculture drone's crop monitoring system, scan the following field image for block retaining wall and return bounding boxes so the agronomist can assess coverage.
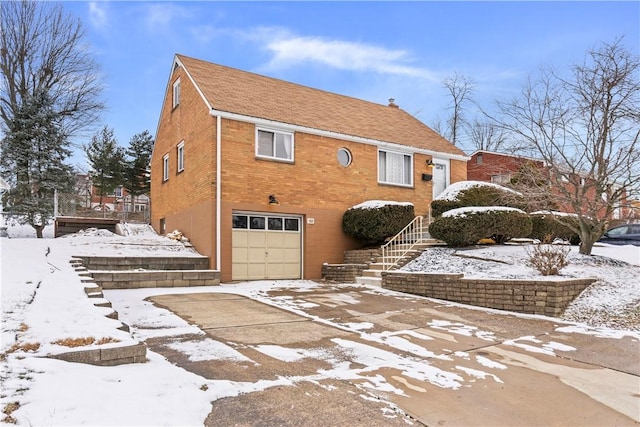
[322,264,368,283]
[51,343,147,366]
[343,249,381,264]
[90,270,220,289]
[73,255,210,271]
[382,271,596,317]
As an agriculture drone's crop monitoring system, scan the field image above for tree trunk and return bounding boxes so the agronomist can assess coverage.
[578,232,595,255]
[34,224,43,238]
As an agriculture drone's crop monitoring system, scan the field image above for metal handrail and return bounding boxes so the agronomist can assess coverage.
[381,216,425,270]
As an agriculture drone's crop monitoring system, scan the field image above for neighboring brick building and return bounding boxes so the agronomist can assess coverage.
[467,150,633,221]
[151,54,468,282]
[75,174,149,214]
[467,150,545,185]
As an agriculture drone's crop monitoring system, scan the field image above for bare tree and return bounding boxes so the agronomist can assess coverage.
[0,1,104,139]
[467,118,508,152]
[441,73,475,146]
[495,38,640,255]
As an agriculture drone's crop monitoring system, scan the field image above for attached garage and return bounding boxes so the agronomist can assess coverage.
[231,213,302,281]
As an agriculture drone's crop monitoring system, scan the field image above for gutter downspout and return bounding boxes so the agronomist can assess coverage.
[216,115,221,271]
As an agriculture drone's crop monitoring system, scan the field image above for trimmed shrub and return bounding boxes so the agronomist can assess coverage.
[530,213,581,244]
[431,181,526,218]
[428,215,485,246]
[342,202,415,245]
[431,199,463,218]
[429,207,532,247]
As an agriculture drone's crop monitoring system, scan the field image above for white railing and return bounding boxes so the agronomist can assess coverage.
[381,216,425,270]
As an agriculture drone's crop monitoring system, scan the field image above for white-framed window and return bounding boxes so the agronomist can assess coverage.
[163,154,169,181]
[114,186,123,197]
[172,78,181,108]
[177,141,185,172]
[378,149,413,186]
[256,128,294,162]
[337,148,352,167]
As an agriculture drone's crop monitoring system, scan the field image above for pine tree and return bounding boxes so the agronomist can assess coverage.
[0,89,74,238]
[124,131,154,212]
[84,126,125,208]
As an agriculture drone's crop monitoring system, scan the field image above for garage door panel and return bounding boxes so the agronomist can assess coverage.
[232,230,248,247]
[232,263,248,280]
[248,232,266,247]
[282,263,300,278]
[266,231,283,247]
[248,263,266,279]
[232,247,248,262]
[248,247,267,263]
[266,263,285,278]
[282,234,299,248]
[284,247,300,261]
[232,214,301,281]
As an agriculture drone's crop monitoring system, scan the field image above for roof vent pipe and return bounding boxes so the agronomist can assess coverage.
[388,98,399,108]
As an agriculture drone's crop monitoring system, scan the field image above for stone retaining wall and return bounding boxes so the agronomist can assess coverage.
[322,264,368,283]
[343,249,381,264]
[74,255,209,271]
[90,270,220,289]
[382,271,596,317]
[52,343,147,366]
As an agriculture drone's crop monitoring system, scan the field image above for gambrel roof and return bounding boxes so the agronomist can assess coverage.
[176,54,466,158]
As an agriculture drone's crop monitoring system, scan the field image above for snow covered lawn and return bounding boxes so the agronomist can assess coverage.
[1,223,638,425]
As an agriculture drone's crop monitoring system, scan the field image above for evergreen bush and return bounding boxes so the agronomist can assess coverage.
[431,181,525,218]
[429,207,532,246]
[342,202,415,245]
[530,212,581,244]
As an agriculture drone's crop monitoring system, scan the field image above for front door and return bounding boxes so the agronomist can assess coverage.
[432,163,447,199]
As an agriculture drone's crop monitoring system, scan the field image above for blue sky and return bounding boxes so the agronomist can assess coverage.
[63,1,639,169]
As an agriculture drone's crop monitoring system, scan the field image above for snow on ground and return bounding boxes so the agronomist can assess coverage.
[1,223,639,425]
[0,224,211,425]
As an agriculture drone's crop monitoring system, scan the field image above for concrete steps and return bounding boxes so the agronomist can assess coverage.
[355,275,382,286]
[354,238,446,286]
[355,266,383,287]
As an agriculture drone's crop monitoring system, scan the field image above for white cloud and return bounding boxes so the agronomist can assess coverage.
[235,27,440,82]
[88,2,108,29]
[143,3,191,30]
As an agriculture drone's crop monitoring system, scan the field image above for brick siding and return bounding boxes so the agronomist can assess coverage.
[151,65,468,281]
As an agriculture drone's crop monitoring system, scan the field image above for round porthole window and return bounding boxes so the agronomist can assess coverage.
[337,148,352,167]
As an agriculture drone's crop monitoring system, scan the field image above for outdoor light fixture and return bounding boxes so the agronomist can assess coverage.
[268,194,279,205]
[425,159,434,168]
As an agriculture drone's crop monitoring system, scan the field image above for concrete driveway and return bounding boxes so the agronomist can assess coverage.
[144,283,640,426]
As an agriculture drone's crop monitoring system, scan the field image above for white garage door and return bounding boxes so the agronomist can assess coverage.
[232,213,302,281]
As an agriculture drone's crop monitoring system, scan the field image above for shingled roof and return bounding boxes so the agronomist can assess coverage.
[176,54,466,157]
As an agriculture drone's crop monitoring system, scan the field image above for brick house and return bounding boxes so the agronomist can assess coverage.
[467,150,632,220]
[150,54,468,282]
[74,174,149,214]
[467,150,545,185]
